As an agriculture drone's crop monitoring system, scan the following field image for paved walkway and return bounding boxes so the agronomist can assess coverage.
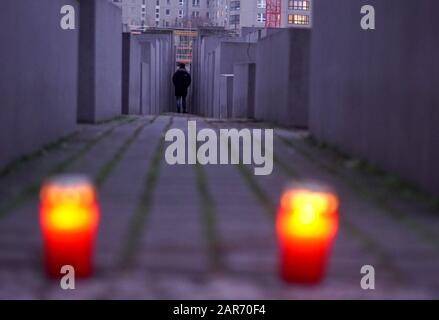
[0,115,438,299]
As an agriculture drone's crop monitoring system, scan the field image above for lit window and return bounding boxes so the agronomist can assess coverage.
[288,14,309,25]
[288,0,310,11]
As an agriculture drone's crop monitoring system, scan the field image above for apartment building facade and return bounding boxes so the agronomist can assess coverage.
[113,0,311,31]
[227,0,312,30]
[281,0,312,28]
[113,0,147,31]
[144,0,210,28]
[208,0,228,27]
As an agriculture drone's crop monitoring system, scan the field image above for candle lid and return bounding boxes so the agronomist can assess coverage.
[41,174,97,206]
[44,174,93,187]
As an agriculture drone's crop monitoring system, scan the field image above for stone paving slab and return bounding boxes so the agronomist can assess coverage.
[139,117,210,279]
[0,115,438,299]
[217,120,438,298]
[0,118,136,216]
[95,117,168,269]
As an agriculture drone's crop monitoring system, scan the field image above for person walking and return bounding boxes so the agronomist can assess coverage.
[172,63,192,114]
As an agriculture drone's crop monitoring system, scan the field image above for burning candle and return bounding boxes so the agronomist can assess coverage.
[276,183,339,284]
[40,175,99,278]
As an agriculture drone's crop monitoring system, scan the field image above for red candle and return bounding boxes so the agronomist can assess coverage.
[40,175,99,278]
[276,184,339,284]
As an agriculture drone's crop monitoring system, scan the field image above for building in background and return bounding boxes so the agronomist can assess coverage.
[208,0,229,27]
[227,0,312,31]
[228,0,266,30]
[146,0,212,28]
[281,0,312,28]
[113,1,311,32]
[174,29,198,67]
[112,0,312,71]
[112,0,147,31]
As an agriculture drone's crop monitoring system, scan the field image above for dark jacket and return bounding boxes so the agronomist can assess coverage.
[172,68,192,97]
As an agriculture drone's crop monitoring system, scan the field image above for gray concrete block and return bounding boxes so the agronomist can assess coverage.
[122,33,141,115]
[255,28,310,128]
[94,0,122,121]
[219,75,234,119]
[213,42,257,118]
[191,28,236,116]
[78,0,122,123]
[309,0,439,196]
[0,0,79,168]
[233,63,256,119]
[207,52,216,117]
[191,32,256,118]
[135,31,175,114]
[141,63,151,115]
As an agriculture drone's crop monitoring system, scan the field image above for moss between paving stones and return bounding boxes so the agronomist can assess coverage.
[194,162,224,272]
[118,117,173,270]
[207,120,406,283]
[94,116,159,188]
[304,134,439,210]
[0,132,79,179]
[206,121,276,218]
[0,116,137,219]
[277,133,439,252]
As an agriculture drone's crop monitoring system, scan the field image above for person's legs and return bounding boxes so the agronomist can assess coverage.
[182,95,187,114]
[176,96,181,113]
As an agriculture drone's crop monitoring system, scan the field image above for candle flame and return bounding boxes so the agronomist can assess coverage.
[278,189,338,238]
[40,179,98,232]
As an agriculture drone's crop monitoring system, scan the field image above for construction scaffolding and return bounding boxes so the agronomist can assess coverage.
[174,30,198,66]
[266,0,282,28]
